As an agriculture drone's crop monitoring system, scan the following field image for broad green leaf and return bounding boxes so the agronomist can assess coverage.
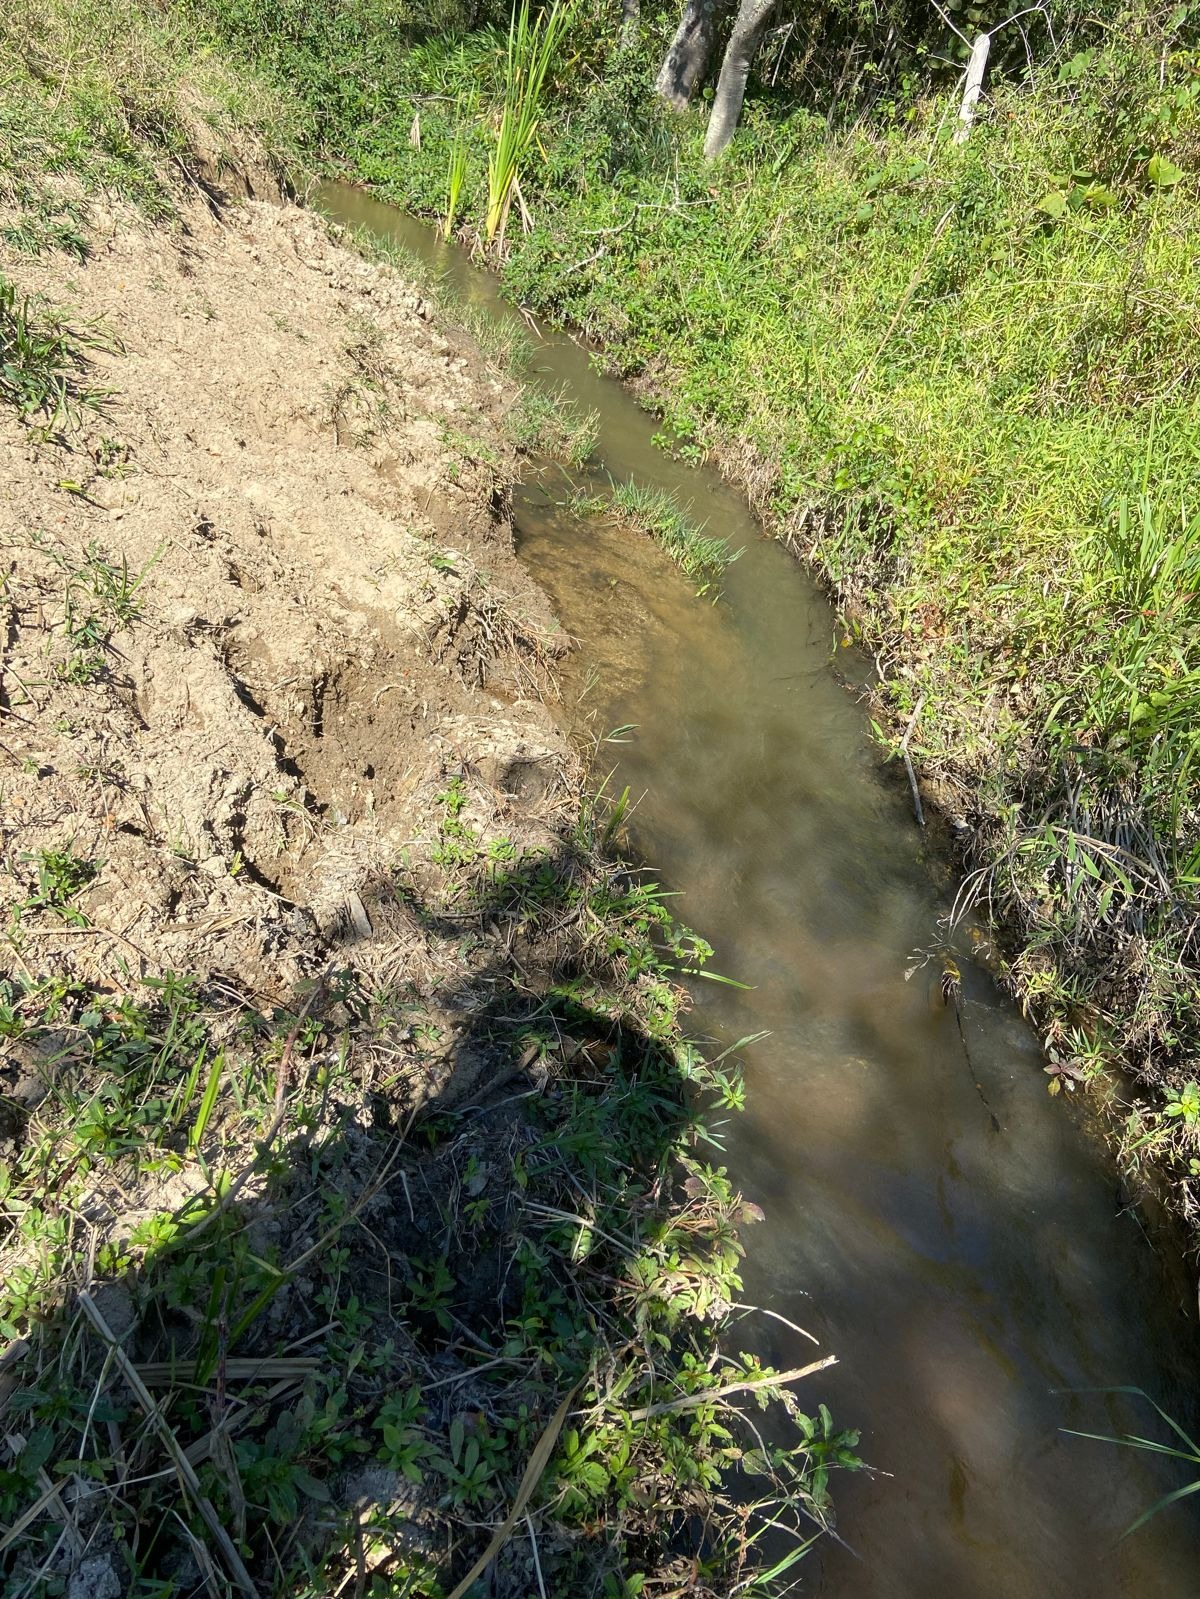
[1147,153,1184,188]
[1081,183,1118,210]
[294,1468,331,1502]
[1036,190,1068,219]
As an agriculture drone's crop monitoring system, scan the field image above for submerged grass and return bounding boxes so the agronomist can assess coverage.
[508,380,598,465]
[577,479,742,597]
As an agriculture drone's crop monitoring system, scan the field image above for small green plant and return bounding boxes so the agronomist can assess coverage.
[236,1408,333,1523]
[432,1413,504,1509]
[32,534,158,681]
[0,275,109,429]
[406,1255,457,1330]
[436,775,468,816]
[21,846,99,926]
[376,1387,434,1482]
[485,0,577,248]
[1164,1081,1200,1128]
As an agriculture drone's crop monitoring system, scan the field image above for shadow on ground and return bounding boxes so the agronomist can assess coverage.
[0,840,841,1598]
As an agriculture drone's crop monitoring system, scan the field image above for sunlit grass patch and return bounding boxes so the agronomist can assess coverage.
[0,275,112,432]
[0,0,301,242]
[575,478,741,597]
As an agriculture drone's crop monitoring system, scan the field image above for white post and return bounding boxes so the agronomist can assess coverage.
[953,32,991,144]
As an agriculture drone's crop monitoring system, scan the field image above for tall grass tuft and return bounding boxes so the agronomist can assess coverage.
[484,0,575,250]
[0,275,109,429]
[508,382,597,463]
[1076,493,1200,760]
[604,480,742,597]
[441,114,470,241]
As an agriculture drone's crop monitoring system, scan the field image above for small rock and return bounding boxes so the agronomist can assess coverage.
[89,1281,137,1348]
[68,1554,121,1599]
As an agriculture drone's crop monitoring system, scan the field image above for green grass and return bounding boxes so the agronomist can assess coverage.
[442,111,471,239]
[0,276,110,431]
[0,0,302,240]
[269,7,1200,1225]
[149,0,1200,1226]
[484,0,577,247]
[0,825,857,1596]
[508,380,598,463]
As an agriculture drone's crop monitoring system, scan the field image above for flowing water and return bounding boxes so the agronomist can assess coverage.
[320,184,1200,1598]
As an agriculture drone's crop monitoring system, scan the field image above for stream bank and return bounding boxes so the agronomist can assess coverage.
[319,183,1200,1599]
[0,47,839,1593]
[295,15,1200,1263]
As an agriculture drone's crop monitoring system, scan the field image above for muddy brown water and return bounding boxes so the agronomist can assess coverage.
[320,183,1200,1598]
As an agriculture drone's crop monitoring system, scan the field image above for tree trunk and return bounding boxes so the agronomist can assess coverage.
[620,0,640,51]
[656,0,720,112]
[703,0,778,159]
[953,32,991,144]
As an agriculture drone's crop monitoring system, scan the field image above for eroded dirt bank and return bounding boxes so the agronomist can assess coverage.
[0,193,569,1006]
[0,187,834,1596]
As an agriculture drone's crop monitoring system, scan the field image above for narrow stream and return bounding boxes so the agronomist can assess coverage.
[320,184,1200,1599]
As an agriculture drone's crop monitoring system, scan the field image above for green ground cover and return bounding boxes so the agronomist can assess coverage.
[0,0,301,241]
[181,0,1200,1232]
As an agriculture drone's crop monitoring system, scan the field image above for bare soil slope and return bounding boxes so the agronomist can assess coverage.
[0,194,570,1010]
[0,191,600,1587]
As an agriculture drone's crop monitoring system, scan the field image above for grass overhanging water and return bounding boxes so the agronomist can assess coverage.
[574,479,743,598]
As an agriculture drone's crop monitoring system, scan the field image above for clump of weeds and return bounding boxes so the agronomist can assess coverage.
[508,380,598,466]
[0,275,112,434]
[0,808,856,1597]
[23,532,160,687]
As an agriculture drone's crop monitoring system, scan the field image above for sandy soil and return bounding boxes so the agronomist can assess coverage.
[0,191,575,1016]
